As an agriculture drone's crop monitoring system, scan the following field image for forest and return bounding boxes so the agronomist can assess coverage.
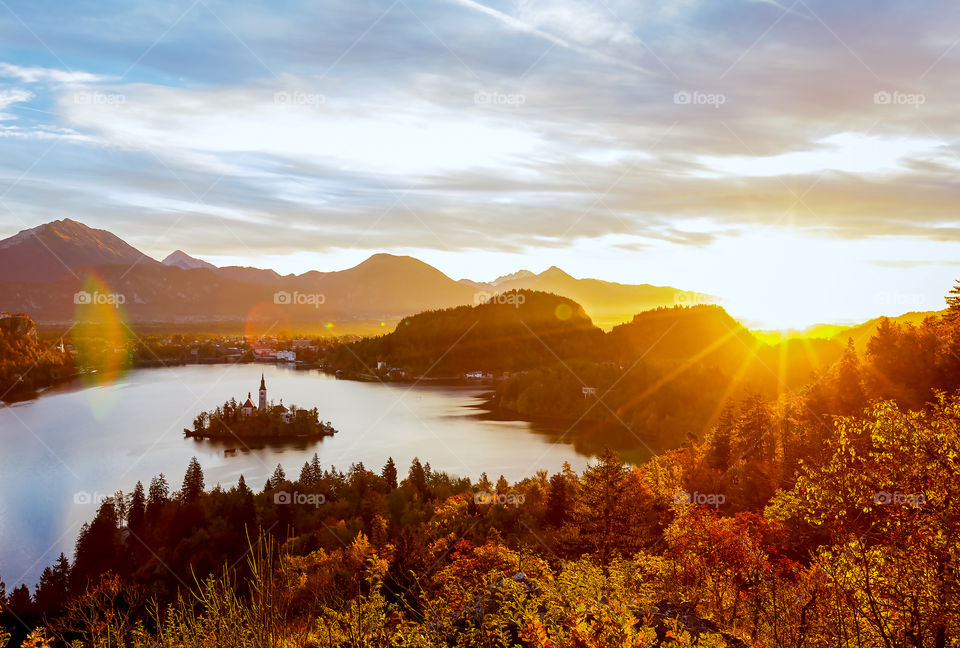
[1,287,959,646]
[0,314,73,401]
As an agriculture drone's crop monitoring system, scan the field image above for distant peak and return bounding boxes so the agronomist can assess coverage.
[162,249,216,270]
[491,269,535,286]
[539,266,574,280]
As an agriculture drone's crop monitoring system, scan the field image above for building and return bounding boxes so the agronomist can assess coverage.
[241,392,257,417]
[277,350,296,362]
[240,375,268,417]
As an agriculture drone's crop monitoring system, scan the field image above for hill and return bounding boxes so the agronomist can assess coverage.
[325,290,604,377]
[466,266,708,330]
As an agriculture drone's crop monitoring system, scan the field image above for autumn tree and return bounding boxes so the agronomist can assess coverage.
[567,448,651,565]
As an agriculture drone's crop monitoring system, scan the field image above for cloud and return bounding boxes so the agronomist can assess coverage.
[449,0,650,73]
[0,62,112,84]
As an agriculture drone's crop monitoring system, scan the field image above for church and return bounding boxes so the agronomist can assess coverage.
[240,374,292,422]
[240,374,268,417]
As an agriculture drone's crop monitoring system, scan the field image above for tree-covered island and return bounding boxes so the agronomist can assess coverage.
[184,374,337,440]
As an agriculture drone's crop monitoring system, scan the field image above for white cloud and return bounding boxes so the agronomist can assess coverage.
[0,88,33,120]
[58,81,546,176]
[695,133,945,178]
[0,63,112,84]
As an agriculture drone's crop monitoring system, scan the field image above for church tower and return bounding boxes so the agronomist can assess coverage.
[259,373,267,412]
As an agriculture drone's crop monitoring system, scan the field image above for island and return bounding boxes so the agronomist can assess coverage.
[184,374,337,440]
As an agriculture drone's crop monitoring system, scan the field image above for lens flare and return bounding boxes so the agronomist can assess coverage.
[72,273,132,417]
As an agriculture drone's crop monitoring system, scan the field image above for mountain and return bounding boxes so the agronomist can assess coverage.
[0,221,479,327]
[0,219,706,331]
[491,269,535,286]
[0,219,158,282]
[162,250,217,271]
[325,290,603,376]
[465,266,709,329]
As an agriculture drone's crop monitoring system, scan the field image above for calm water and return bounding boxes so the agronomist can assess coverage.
[0,364,590,587]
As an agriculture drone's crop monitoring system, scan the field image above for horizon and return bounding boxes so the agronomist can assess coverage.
[0,217,947,331]
[2,1,960,328]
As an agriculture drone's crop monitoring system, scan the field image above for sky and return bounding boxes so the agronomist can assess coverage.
[0,0,959,328]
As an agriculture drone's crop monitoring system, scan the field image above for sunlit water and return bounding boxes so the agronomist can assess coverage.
[0,364,591,586]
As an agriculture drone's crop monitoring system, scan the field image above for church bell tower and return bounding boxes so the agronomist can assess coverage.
[259,373,267,412]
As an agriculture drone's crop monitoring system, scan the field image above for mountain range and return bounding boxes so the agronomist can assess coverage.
[0,219,701,330]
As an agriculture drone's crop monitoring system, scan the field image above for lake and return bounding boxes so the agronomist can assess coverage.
[0,364,591,587]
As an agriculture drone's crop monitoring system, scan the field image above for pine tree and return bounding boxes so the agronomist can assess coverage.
[232,475,257,534]
[835,338,867,415]
[269,463,286,489]
[181,457,205,504]
[569,448,647,565]
[33,553,69,616]
[947,280,960,320]
[407,457,427,496]
[146,473,169,522]
[299,462,314,489]
[545,471,570,527]
[706,403,736,471]
[382,457,398,490]
[128,481,146,533]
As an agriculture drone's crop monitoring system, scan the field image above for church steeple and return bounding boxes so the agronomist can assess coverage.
[258,374,267,412]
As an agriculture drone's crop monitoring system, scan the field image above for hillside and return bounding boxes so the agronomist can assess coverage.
[0,313,73,400]
[325,290,604,376]
[466,266,706,329]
